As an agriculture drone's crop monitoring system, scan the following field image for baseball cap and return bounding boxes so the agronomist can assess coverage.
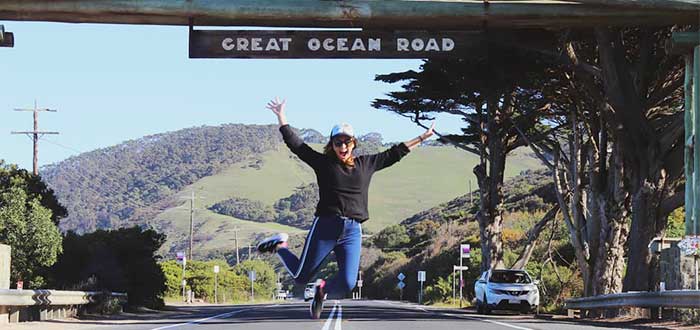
[330,123,354,139]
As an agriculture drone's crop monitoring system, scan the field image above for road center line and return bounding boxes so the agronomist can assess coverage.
[322,301,338,330]
[334,303,342,330]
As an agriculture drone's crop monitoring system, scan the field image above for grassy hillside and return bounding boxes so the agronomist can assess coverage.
[154,143,543,258]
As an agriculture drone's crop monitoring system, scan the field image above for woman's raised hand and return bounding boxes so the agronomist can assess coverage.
[266,97,286,117]
[266,97,288,126]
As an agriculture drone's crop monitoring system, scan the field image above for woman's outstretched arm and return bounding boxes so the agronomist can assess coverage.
[364,122,436,172]
[403,122,435,150]
[266,97,323,166]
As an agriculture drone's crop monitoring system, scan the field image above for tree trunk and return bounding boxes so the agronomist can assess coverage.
[590,126,629,296]
[624,180,663,291]
[474,94,507,272]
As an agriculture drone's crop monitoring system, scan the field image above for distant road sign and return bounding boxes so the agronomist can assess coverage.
[453,266,469,271]
[213,265,220,273]
[357,280,363,288]
[460,244,471,258]
[249,270,256,281]
[418,271,426,282]
[397,273,406,281]
[397,281,406,289]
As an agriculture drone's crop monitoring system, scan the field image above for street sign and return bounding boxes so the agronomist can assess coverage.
[176,251,185,260]
[678,237,700,256]
[213,265,220,273]
[397,273,406,281]
[249,270,256,281]
[453,265,469,271]
[460,244,471,258]
[189,30,481,59]
[397,281,406,289]
[357,280,363,288]
[418,271,426,282]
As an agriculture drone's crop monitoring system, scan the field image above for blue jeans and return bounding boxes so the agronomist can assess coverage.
[277,214,362,299]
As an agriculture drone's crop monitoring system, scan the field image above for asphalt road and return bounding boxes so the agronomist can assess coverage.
[16,300,631,330]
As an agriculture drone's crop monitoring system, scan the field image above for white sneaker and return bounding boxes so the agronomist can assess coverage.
[256,233,289,253]
[309,279,326,319]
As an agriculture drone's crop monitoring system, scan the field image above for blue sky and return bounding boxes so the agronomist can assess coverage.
[1,22,463,170]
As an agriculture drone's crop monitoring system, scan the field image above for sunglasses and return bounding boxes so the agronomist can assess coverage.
[332,138,354,148]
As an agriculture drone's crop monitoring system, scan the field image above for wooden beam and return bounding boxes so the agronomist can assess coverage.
[0,0,696,29]
[574,0,700,11]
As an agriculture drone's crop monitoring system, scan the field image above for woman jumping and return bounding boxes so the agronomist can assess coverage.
[257,97,434,319]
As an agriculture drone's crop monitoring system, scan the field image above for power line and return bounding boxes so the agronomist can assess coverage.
[10,101,59,175]
[42,138,83,154]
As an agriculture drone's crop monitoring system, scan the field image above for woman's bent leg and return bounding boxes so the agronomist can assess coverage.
[325,219,362,299]
[276,216,341,284]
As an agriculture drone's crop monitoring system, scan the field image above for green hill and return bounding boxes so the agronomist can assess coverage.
[152,143,543,259]
[41,124,544,260]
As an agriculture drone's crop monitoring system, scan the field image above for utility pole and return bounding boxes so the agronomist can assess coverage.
[358,271,362,299]
[469,180,473,207]
[11,101,59,175]
[189,191,195,261]
[233,227,240,265]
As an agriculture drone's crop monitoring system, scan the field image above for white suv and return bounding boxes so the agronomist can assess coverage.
[303,282,315,301]
[474,269,540,314]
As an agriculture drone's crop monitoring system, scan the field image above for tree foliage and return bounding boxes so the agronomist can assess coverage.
[373,38,559,272]
[274,183,319,229]
[209,197,276,222]
[373,224,410,249]
[48,227,167,309]
[0,161,64,288]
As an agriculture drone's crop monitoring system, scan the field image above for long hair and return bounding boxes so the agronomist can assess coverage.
[324,138,358,167]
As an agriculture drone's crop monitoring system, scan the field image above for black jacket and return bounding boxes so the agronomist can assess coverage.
[280,124,410,222]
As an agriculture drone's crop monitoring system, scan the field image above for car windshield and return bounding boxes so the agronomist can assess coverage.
[489,270,531,284]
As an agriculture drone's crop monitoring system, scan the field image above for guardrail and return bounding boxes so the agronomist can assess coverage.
[564,290,700,317]
[0,289,127,323]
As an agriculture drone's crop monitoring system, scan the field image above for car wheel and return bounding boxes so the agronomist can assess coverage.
[476,298,483,314]
[483,294,491,315]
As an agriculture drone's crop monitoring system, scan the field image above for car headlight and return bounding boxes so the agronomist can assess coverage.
[489,288,508,295]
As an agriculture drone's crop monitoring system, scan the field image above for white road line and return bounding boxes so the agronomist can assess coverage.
[334,303,342,330]
[149,309,247,330]
[378,300,535,330]
[322,301,338,330]
[442,313,535,330]
[149,304,279,330]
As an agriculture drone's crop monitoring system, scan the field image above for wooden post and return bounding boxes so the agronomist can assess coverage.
[694,46,700,237]
[685,55,695,236]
